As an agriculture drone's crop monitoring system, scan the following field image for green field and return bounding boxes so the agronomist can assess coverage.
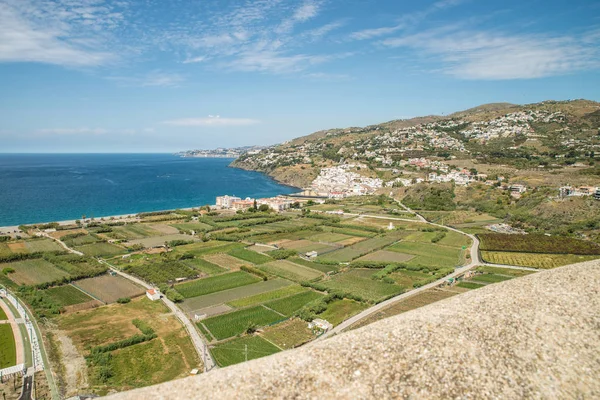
[260,318,315,350]
[181,257,227,275]
[127,234,198,248]
[62,234,99,246]
[171,222,214,232]
[0,324,16,368]
[390,269,434,288]
[320,269,404,303]
[176,271,261,298]
[110,224,162,240]
[264,291,324,317]
[180,279,294,313]
[227,248,273,264]
[201,306,284,340]
[227,285,307,308]
[318,235,400,262]
[481,251,599,269]
[387,241,463,268]
[288,257,339,273]
[3,259,70,286]
[174,241,244,256]
[75,242,127,257]
[456,281,484,289]
[475,266,536,277]
[25,239,64,253]
[0,305,7,320]
[258,260,323,282]
[318,299,368,326]
[44,285,94,306]
[210,335,281,367]
[470,273,513,284]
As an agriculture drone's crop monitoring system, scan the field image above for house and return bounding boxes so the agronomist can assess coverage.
[308,319,333,332]
[306,251,318,259]
[577,186,596,196]
[595,188,600,201]
[559,186,574,197]
[146,288,161,301]
[231,199,255,211]
[509,184,527,194]
[216,195,241,209]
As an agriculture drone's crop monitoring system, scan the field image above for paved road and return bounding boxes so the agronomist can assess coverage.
[98,259,217,372]
[18,375,33,400]
[318,199,525,339]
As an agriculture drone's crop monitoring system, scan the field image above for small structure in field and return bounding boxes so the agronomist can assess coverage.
[308,319,333,333]
[388,222,394,230]
[146,288,161,301]
[306,251,318,259]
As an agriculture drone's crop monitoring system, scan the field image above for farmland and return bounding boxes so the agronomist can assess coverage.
[320,269,404,303]
[317,299,368,326]
[357,250,415,263]
[260,318,315,349]
[24,239,64,253]
[75,242,127,257]
[481,251,600,269]
[176,271,261,298]
[3,259,70,286]
[127,234,198,249]
[264,291,324,317]
[258,260,323,282]
[210,335,281,367]
[181,257,227,275]
[44,285,94,306]
[180,279,294,315]
[227,285,307,308]
[318,235,401,263]
[203,253,249,270]
[73,275,145,303]
[200,306,284,340]
[387,241,463,268]
[0,324,16,368]
[227,248,273,264]
[478,233,600,255]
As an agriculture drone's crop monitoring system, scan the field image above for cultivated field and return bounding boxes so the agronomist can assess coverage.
[227,248,273,264]
[127,234,198,248]
[356,250,415,263]
[180,258,226,275]
[387,242,463,268]
[180,279,294,314]
[200,306,284,340]
[73,275,144,303]
[210,335,281,367]
[24,239,64,253]
[260,318,315,349]
[278,240,338,254]
[264,291,324,317]
[227,285,307,308]
[170,222,214,232]
[75,242,127,257]
[318,299,368,326]
[475,265,536,277]
[318,235,401,262]
[109,224,163,240]
[478,233,600,255]
[203,253,249,270]
[3,259,70,286]
[44,285,95,307]
[176,271,261,298]
[258,260,323,282]
[481,251,600,269]
[288,257,339,273]
[320,269,404,303]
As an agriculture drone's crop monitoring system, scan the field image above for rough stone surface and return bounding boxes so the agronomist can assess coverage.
[107,260,600,399]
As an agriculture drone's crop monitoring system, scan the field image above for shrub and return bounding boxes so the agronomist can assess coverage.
[240,265,268,281]
[167,239,195,247]
[116,297,131,304]
[267,249,297,259]
[431,232,446,243]
[166,289,184,303]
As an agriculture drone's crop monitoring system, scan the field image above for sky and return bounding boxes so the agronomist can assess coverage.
[0,0,599,153]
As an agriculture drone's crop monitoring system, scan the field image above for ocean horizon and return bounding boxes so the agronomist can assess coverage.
[0,153,298,227]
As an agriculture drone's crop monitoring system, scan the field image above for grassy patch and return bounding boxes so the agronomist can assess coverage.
[228,248,273,265]
[321,269,404,303]
[456,281,484,289]
[260,319,315,350]
[387,241,463,268]
[470,273,513,284]
[0,324,16,368]
[3,259,70,286]
[227,285,307,308]
[203,253,250,270]
[181,258,227,275]
[475,266,536,277]
[201,306,284,340]
[318,299,368,326]
[210,335,281,367]
[318,235,401,263]
[24,239,64,253]
[258,260,323,282]
[75,242,127,257]
[288,257,339,273]
[264,291,324,317]
[44,285,94,306]
[176,271,261,298]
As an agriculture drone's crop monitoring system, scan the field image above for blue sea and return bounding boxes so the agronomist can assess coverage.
[0,154,297,226]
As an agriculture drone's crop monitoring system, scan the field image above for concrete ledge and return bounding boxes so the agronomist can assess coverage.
[107,260,600,399]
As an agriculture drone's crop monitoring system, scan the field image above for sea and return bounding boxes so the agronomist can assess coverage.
[0,154,298,227]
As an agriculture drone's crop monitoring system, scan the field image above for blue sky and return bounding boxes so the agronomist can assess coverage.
[0,0,599,153]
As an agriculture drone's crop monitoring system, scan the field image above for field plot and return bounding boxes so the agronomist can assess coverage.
[478,233,600,255]
[174,241,243,257]
[44,285,94,306]
[7,242,28,254]
[318,235,401,263]
[201,306,284,340]
[170,222,213,232]
[181,258,226,276]
[387,242,462,268]
[288,257,339,273]
[180,279,294,314]
[176,271,261,298]
[279,240,338,254]
[0,305,7,320]
[475,266,536,277]
[121,257,198,285]
[73,275,144,303]
[260,318,315,350]
[470,273,512,284]
[75,242,126,257]
[350,288,459,330]
[3,259,70,286]
[0,324,16,368]
[308,232,356,243]
[203,253,249,270]
[357,250,414,263]
[481,251,599,269]
[227,248,273,264]
[264,291,324,317]
[109,224,163,240]
[390,269,435,288]
[0,243,12,257]
[318,299,368,326]
[321,269,404,303]
[210,335,281,367]
[54,297,200,395]
[62,234,99,247]
[227,285,307,308]
[456,282,484,289]
[127,234,198,248]
[258,260,323,282]
[25,239,64,253]
[349,217,421,230]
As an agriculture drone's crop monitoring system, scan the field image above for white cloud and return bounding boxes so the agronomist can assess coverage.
[182,55,208,64]
[0,0,127,67]
[107,70,184,87]
[382,28,600,80]
[276,1,321,34]
[163,116,260,127]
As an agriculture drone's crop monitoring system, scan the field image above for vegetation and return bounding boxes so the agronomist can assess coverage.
[201,306,284,340]
[210,335,281,367]
[264,291,324,317]
[0,325,17,368]
[228,248,273,264]
[175,271,261,298]
[478,233,600,255]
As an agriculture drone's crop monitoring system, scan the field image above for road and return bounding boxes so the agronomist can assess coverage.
[318,198,524,339]
[98,259,217,372]
[18,374,33,400]
[39,232,83,256]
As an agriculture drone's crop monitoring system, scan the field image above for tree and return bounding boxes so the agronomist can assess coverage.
[258,204,270,212]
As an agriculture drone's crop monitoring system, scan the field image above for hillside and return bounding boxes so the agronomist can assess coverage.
[231,99,600,188]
